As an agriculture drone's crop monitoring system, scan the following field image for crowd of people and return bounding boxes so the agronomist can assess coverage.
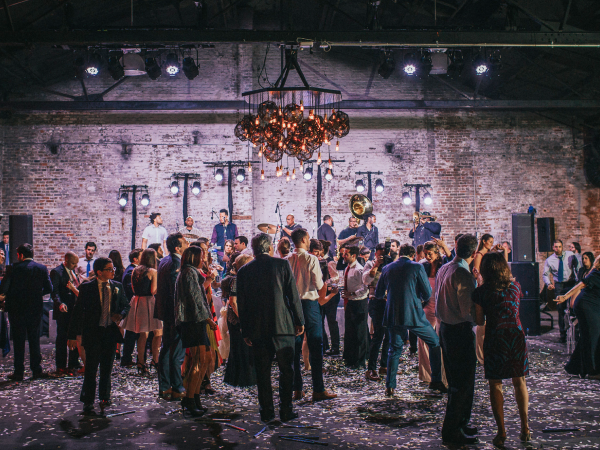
[0,211,599,447]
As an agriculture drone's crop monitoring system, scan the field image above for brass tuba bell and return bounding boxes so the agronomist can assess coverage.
[349,194,373,221]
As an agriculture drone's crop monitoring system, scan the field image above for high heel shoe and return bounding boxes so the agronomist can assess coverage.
[136,362,147,375]
[181,397,204,417]
[149,360,158,371]
[520,430,532,442]
[492,433,506,448]
[194,394,208,412]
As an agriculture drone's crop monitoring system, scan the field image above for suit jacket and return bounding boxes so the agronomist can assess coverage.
[375,257,432,328]
[236,253,304,343]
[155,254,181,323]
[67,279,130,347]
[4,259,52,316]
[122,264,136,301]
[50,264,80,319]
[317,223,337,259]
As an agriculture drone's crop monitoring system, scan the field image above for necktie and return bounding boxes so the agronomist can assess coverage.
[70,270,80,287]
[86,260,91,277]
[101,282,110,327]
[557,256,564,283]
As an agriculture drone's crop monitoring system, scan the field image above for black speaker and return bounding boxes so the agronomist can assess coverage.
[512,213,535,262]
[519,298,541,336]
[537,218,555,253]
[510,262,540,298]
[8,215,33,264]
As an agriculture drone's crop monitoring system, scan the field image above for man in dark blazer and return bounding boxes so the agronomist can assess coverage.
[155,233,188,400]
[120,248,142,367]
[374,244,441,397]
[50,251,82,374]
[68,257,130,414]
[237,233,304,423]
[0,231,10,265]
[4,244,52,381]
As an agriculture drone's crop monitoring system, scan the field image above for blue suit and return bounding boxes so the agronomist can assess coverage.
[375,257,441,388]
[409,221,442,248]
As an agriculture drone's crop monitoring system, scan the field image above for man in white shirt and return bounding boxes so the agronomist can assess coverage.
[76,242,97,280]
[286,228,336,402]
[341,246,369,369]
[142,213,168,254]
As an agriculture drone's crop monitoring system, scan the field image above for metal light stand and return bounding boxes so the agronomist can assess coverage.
[203,160,259,219]
[119,184,149,250]
[171,172,201,223]
[404,183,432,212]
[304,158,345,228]
[355,170,383,200]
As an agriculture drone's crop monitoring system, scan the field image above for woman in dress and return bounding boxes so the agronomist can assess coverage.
[557,254,600,379]
[174,246,218,416]
[418,241,447,392]
[474,252,530,446]
[122,248,163,374]
[578,252,595,281]
[223,254,257,387]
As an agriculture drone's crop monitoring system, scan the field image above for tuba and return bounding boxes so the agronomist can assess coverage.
[349,194,373,221]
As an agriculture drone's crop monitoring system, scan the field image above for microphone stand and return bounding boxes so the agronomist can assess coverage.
[274,202,284,247]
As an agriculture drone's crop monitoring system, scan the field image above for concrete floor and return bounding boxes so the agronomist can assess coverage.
[1,313,599,450]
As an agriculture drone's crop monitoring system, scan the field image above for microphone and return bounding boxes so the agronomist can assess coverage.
[275,202,279,213]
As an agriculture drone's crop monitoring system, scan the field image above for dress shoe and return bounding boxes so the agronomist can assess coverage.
[280,411,299,422]
[462,425,478,436]
[429,381,448,394]
[99,400,111,411]
[159,389,172,401]
[443,434,479,445]
[7,373,24,382]
[293,390,304,401]
[83,403,95,415]
[365,370,381,382]
[378,367,387,375]
[31,371,48,380]
[385,388,395,397]
[171,390,186,400]
[51,368,69,378]
[312,390,337,402]
[181,397,204,417]
[260,412,275,423]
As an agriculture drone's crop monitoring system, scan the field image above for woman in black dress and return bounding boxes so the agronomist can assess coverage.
[174,246,219,416]
[557,254,600,379]
[223,254,257,387]
[578,252,595,281]
[474,252,530,446]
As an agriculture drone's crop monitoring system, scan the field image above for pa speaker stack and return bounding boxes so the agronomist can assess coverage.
[510,213,540,335]
[8,214,33,264]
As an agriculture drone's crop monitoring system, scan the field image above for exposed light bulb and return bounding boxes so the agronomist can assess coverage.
[309,109,314,120]
[252,142,256,147]
[255,117,260,125]
[300,100,304,112]
[248,161,252,173]
[286,170,290,182]
[292,168,296,179]
[328,158,332,169]
[258,146,263,158]
[336,141,340,151]
[261,169,265,180]
[317,152,322,165]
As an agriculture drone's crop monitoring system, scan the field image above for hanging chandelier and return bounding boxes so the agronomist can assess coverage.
[234,47,350,165]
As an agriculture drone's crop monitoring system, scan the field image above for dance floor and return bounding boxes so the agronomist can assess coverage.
[1,314,599,450]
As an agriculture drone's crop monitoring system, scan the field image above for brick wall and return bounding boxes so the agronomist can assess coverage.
[1,44,599,268]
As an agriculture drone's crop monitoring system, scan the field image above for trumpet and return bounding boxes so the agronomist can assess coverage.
[413,211,437,225]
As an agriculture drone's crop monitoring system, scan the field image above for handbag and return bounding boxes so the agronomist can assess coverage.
[227,304,240,325]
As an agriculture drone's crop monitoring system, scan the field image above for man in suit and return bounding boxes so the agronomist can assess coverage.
[237,233,305,423]
[50,251,82,375]
[4,244,53,381]
[317,215,337,260]
[155,233,188,400]
[120,248,142,367]
[68,257,130,415]
[0,231,10,265]
[374,244,441,397]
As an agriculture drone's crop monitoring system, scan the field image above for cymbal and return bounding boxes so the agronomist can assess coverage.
[257,223,278,234]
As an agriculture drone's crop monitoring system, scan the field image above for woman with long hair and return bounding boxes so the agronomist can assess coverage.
[578,252,595,281]
[122,248,163,374]
[220,239,235,271]
[557,254,600,379]
[108,250,126,282]
[418,241,447,392]
[474,252,530,446]
[174,246,218,416]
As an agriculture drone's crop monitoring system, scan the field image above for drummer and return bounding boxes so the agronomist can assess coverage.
[282,214,302,249]
[178,216,202,243]
[210,209,239,264]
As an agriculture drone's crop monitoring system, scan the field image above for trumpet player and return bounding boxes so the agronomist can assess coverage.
[409,212,441,248]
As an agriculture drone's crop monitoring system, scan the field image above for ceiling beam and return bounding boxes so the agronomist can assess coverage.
[3,99,600,112]
[1,29,600,47]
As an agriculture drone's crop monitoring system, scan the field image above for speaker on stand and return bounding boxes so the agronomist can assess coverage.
[8,215,33,264]
[510,262,541,336]
[537,218,555,253]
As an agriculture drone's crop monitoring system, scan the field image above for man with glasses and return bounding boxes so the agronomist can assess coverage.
[68,257,130,415]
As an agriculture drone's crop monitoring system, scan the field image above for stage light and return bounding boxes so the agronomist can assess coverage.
[378,52,395,79]
[473,55,489,75]
[118,192,128,207]
[145,57,162,80]
[303,166,313,180]
[375,179,384,193]
[423,192,432,205]
[325,168,334,182]
[402,192,412,205]
[165,53,179,76]
[236,168,246,182]
[170,180,180,195]
[141,193,150,206]
[85,53,102,76]
[107,53,125,80]
[214,168,224,181]
[355,179,365,193]
[191,181,201,195]
[403,53,418,76]
[182,57,199,80]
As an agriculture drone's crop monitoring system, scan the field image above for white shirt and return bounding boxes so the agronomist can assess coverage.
[142,224,168,246]
[77,257,96,277]
[344,260,368,301]
[286,248,324,301]
[362,259,382,298]
[240,247,254,256]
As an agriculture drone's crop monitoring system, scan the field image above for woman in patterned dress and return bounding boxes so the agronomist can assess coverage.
[473,252,530,447]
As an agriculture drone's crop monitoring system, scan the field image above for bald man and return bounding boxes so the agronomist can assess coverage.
[51,252,82,375]
[283,214,303,249]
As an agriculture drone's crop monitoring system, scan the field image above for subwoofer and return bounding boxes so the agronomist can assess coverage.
[537,217,555,253]
[519,299,541,336]
[512,213,535,262]
[510,262,539,298]
[8,215,33,264]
